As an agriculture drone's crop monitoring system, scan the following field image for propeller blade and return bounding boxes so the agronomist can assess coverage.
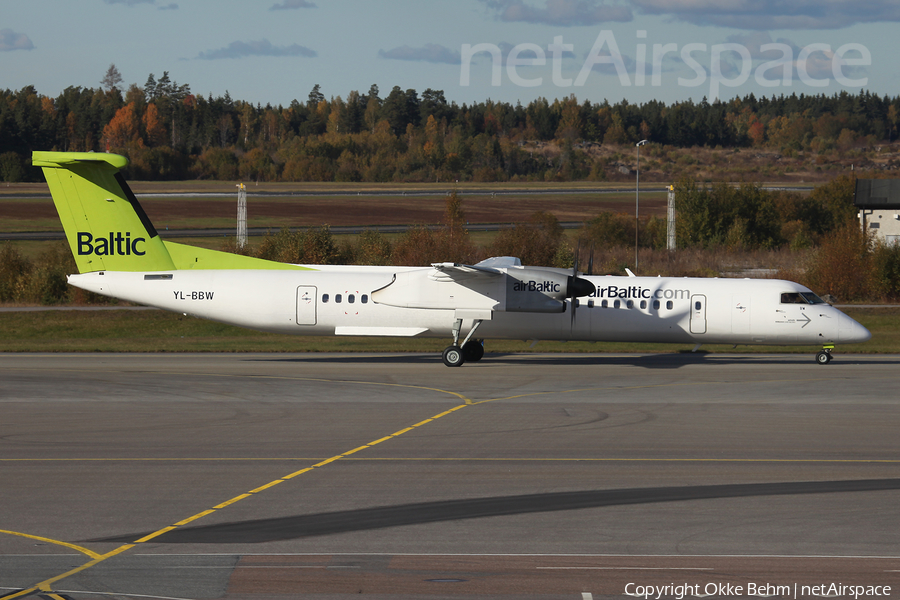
[588,243,594,276]
[570,243,580,330]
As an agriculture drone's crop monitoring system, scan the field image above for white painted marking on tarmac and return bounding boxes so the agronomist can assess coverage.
[539,566,713,570]
[240,565,360,569]
[128,551,900,559]
[28,591,197,600]
[582,594,593,600]
[103,565,360,569]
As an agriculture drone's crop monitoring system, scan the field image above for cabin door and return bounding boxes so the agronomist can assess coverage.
[690,294,707,334]
[296,286,317,326]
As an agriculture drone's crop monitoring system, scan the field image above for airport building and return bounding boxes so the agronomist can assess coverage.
[855,179,900,246]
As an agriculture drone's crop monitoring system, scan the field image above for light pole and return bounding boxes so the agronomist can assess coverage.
[635,139,648,272]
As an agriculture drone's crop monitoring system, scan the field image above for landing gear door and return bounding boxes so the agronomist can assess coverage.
[296,286,317,326]
[690,294,707,334]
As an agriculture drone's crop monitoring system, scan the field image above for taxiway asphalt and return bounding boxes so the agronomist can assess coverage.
[1,352,899,599]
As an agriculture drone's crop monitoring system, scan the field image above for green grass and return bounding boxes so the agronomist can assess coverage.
[0,307,895,354]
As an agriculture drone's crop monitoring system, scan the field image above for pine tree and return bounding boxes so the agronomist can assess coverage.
[101,64,123,92]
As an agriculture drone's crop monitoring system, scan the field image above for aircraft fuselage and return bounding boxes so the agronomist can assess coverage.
[68,268,871,347]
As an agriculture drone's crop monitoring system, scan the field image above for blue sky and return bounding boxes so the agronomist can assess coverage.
[4,0,899,107]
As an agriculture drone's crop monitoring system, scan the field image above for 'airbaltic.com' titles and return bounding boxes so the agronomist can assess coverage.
[593,284,689,300]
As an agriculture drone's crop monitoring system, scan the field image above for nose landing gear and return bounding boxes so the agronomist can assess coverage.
[815,345,834,365]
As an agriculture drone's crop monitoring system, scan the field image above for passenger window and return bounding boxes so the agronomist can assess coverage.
[640,300,647,309]
[601,300,608,308]
[666,300,673,310]
[348,294,355,304]
[322,293,329,303]
[695,301,702,310]
[335,294,342,303]
[626,300,634,309]
[588,300,594,308]
[614,300,621,309]
[653,300,660,310]
[361,294,368,304]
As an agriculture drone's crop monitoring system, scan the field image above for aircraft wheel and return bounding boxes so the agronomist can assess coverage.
[815,350,831,365]
[442,345,466,367]
[462,340,484,362]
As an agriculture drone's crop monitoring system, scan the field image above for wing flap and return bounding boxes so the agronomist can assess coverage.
[334,326,430,337]
[430,262,503,282]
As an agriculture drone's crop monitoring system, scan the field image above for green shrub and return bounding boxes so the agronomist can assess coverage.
[353,229,393,265]
[489,211,564,266]
[0,243,32,301]
[18,243,77,305]
[872,241,900,300]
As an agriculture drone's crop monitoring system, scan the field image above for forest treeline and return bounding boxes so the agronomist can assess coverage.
[2,69,900,183]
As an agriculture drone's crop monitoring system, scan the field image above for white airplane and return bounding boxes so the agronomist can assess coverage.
[34,151,871,366]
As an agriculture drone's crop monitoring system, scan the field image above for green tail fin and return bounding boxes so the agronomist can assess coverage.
[35,151,313,273]
[33,151,176,273]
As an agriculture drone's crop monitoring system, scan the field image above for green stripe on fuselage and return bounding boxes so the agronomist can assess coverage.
[163,241,315,271]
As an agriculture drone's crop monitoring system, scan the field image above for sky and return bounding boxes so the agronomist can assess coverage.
[3,0,900,108]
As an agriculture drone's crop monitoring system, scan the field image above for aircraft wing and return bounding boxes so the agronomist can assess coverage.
[430,262,503,282]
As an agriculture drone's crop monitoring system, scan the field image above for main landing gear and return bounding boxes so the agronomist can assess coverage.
[815,345,834,365]
[442,318,485,367]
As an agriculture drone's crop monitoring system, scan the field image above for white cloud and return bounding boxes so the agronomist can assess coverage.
[196,39,317,60]
[270,0,317,10]
[0,29,34,51]
[480,0,632,26]
[724,32,868,83]
[632,0,900,30]
[103,0,157,5]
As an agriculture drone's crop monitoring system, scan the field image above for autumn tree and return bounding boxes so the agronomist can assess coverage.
[102,102,140,149]
[143,103,166,147]
[805,223,874,301]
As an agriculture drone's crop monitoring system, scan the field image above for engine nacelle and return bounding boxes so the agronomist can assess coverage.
[505,268,594,313]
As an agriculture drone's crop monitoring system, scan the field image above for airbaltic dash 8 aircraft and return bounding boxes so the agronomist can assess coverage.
[34,150,870,366]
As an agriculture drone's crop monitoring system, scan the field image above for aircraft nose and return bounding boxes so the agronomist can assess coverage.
[839,313,871,343]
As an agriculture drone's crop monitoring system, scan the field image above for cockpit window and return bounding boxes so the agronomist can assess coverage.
[800,292,826,304]
[782,291,827,305]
